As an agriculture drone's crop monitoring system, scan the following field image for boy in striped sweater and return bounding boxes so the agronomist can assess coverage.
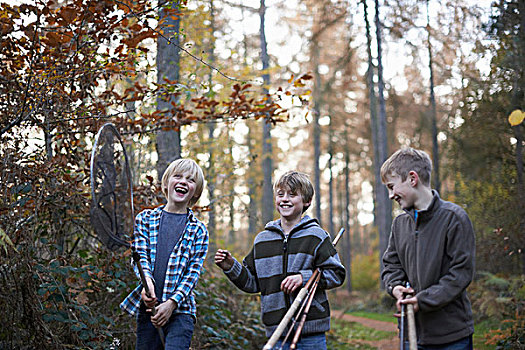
[215,171,345,349]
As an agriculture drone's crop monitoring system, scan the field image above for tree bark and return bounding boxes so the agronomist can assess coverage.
[374,0,392,289]
[259,0,274,225]
[156,2,182,180]
[426,0,440,193]
[344,124,352,292]
[206,0,217,257]
[312,39,323,225]
[328,118,334,236]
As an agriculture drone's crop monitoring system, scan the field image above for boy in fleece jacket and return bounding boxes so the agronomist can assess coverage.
[381,148,475,349]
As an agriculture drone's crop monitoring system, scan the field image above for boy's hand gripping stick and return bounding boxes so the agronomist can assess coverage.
[262,228,345,350]
[132,251,166,348]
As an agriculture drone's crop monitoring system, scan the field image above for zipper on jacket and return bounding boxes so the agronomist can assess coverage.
[414,211,419,292]
[282,234,291,310]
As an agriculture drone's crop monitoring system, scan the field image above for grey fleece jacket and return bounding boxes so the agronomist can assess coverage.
[382,190,475,345]
[224,216,346,337]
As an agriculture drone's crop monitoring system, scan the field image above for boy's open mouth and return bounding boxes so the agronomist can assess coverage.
[175,186,188,194]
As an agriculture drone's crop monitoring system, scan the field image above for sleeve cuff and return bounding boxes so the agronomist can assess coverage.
[224,259,242,279]
[387,282,403,297]
[300,270,313,287]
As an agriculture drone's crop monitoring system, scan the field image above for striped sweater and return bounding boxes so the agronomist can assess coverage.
[224,216,345,337]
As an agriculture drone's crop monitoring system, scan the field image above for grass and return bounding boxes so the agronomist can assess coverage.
[330,319,395,342]
[346,310,397,324]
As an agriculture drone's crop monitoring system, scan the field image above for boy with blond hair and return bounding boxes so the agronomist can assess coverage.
[215,170,345,349]
[381,148,475,350]
[121,158,209,350]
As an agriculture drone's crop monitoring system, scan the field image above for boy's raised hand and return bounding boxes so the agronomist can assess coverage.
[214,249,234,271]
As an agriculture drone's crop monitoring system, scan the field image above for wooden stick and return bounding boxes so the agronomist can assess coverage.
[278,275,318,349]
[133,251,166,348]
[262,228,344,350]
[406,300,417,350]
[404,282,417,350]
[262,270,320,350]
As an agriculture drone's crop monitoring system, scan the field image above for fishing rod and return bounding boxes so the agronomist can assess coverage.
[400,298,406,350]
[263,228,345,350]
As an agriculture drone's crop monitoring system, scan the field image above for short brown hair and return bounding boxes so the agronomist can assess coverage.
[273,171,314,212]
[161,158,205,207]
[380,148,432,186]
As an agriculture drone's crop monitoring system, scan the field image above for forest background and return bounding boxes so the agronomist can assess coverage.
[0,0,523,349]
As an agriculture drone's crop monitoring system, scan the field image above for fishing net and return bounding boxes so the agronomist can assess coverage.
[90,123,133,250]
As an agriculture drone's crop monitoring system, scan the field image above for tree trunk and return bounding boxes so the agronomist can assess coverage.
[156,2,181,180]
[247,125,259,234]
[206,0,217,257]
[312,39,322,224]
[426,0,440,193]
[344,124,352,292]
[374,0,392,289]
[240,5,259,234]
[364,0,383,284]
[328,118,334,236]
[259,0,274,225]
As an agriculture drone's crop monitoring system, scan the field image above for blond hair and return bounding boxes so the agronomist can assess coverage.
[380,148,432,186]
[161,158,205,206]
[273,171,314,212]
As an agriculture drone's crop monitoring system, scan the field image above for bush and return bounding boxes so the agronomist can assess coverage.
[469,272,524,348]
[191,264,266,349]
[351,253,380,291]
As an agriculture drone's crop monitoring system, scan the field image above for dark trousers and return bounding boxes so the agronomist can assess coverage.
[402,335,473,350]
[136,311,194,350]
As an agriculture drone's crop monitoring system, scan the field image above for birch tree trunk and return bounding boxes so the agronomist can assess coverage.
[156,2,181,180]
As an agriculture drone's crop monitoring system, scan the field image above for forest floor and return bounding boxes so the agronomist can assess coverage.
[332,310,399,350]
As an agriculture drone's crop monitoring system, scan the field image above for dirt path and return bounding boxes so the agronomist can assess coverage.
[332,310,400,350]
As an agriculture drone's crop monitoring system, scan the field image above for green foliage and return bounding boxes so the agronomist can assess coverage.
[351,253,380,291]
[451,172,524,274]
[469,272,523,321]
[0,246,137,349]
[467,272,524,349]
[191,265,266,349]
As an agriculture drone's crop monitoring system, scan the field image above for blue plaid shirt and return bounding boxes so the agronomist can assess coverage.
[120,206,209,318]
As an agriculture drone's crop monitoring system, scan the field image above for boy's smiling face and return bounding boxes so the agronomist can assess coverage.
[275,186,310,222]
[384,172,417,210]
[165,171,197,211]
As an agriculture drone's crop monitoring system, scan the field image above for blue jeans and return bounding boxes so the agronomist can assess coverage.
[273,333,326,350]
[136,311,194,350]
[403,335,473,350]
